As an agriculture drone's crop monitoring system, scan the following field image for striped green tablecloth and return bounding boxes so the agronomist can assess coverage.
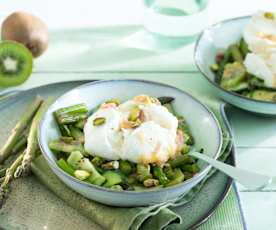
[199,185,246,230]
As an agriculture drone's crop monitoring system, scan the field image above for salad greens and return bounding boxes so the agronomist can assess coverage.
[211,38,276,102]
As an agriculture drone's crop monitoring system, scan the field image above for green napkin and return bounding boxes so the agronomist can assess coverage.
[31,94,232,230]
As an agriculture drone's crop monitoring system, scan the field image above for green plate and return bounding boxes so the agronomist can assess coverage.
[0,81,236,230]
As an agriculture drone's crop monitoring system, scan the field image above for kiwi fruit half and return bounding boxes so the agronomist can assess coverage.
[0,41,33,87]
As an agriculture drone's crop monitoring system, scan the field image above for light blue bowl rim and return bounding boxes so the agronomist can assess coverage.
[38,79,223,195]
[194,15,276,106]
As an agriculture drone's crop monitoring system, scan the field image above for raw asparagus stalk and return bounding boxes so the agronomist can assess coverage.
[54,103,88,124]
[0,96,43,164]
[17,98,54,176]
[0,152,24,207]
[11,134,28,154]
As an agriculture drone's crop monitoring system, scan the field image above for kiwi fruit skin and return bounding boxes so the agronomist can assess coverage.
[1,11,49,58]
[0,41,33,87]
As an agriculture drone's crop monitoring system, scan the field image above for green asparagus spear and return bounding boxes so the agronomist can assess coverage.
[11,135,27,154]
[166,169,185,187]
[69,126,84,143]
[136,164,152,182]
[103,171,122,187]
[19,98,54,176]
[239,38,249,57]
[119,160,133,175]
[229,44,243,62]
[60,136,74,143]
[57,158,75,176]
[153,165,169,185]
[127,174,138,185]
[58,124,72,137]
[91,156,105,167]
[163,165,175,180]
[220,62,246,90]
[168,155,195,168]
[75,119,86,129]
[0,96,43,164]
[181,144,190,154]
[49,140,84,153]
[54,103,88,125]
[183,133,194,145]
[67,151,83,169]
[183,171,193,180]
[67,152,105,186]
[0,152,24,207]
[216,48,231,83]
[181,164,200,174]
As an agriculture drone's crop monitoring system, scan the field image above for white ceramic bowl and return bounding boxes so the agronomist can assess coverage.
[38,79,222,207]
[195,16,276,115]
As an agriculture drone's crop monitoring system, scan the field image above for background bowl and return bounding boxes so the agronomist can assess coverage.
[39,79,222,207]
[195,16,276,115]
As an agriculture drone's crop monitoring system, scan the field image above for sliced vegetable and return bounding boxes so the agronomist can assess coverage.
[69,126,84,143]
[119,160,133,175]
[54,103,88,125]
[103,171,122,187]
[49,140,84,153]
[221,62,246,89]
[57,158,75,176]
[229,44,243,62]
[181,164,200,174]
[168,155,195,168]
[153,165,169,185]
[91,156,105,167]
[166,169,184,187]
[136,164,152,182]
[239,38,250,57]
[250,90,276,102]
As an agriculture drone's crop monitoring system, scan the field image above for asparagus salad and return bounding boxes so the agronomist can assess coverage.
[211,11,276,102]
[49,95,200,191]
